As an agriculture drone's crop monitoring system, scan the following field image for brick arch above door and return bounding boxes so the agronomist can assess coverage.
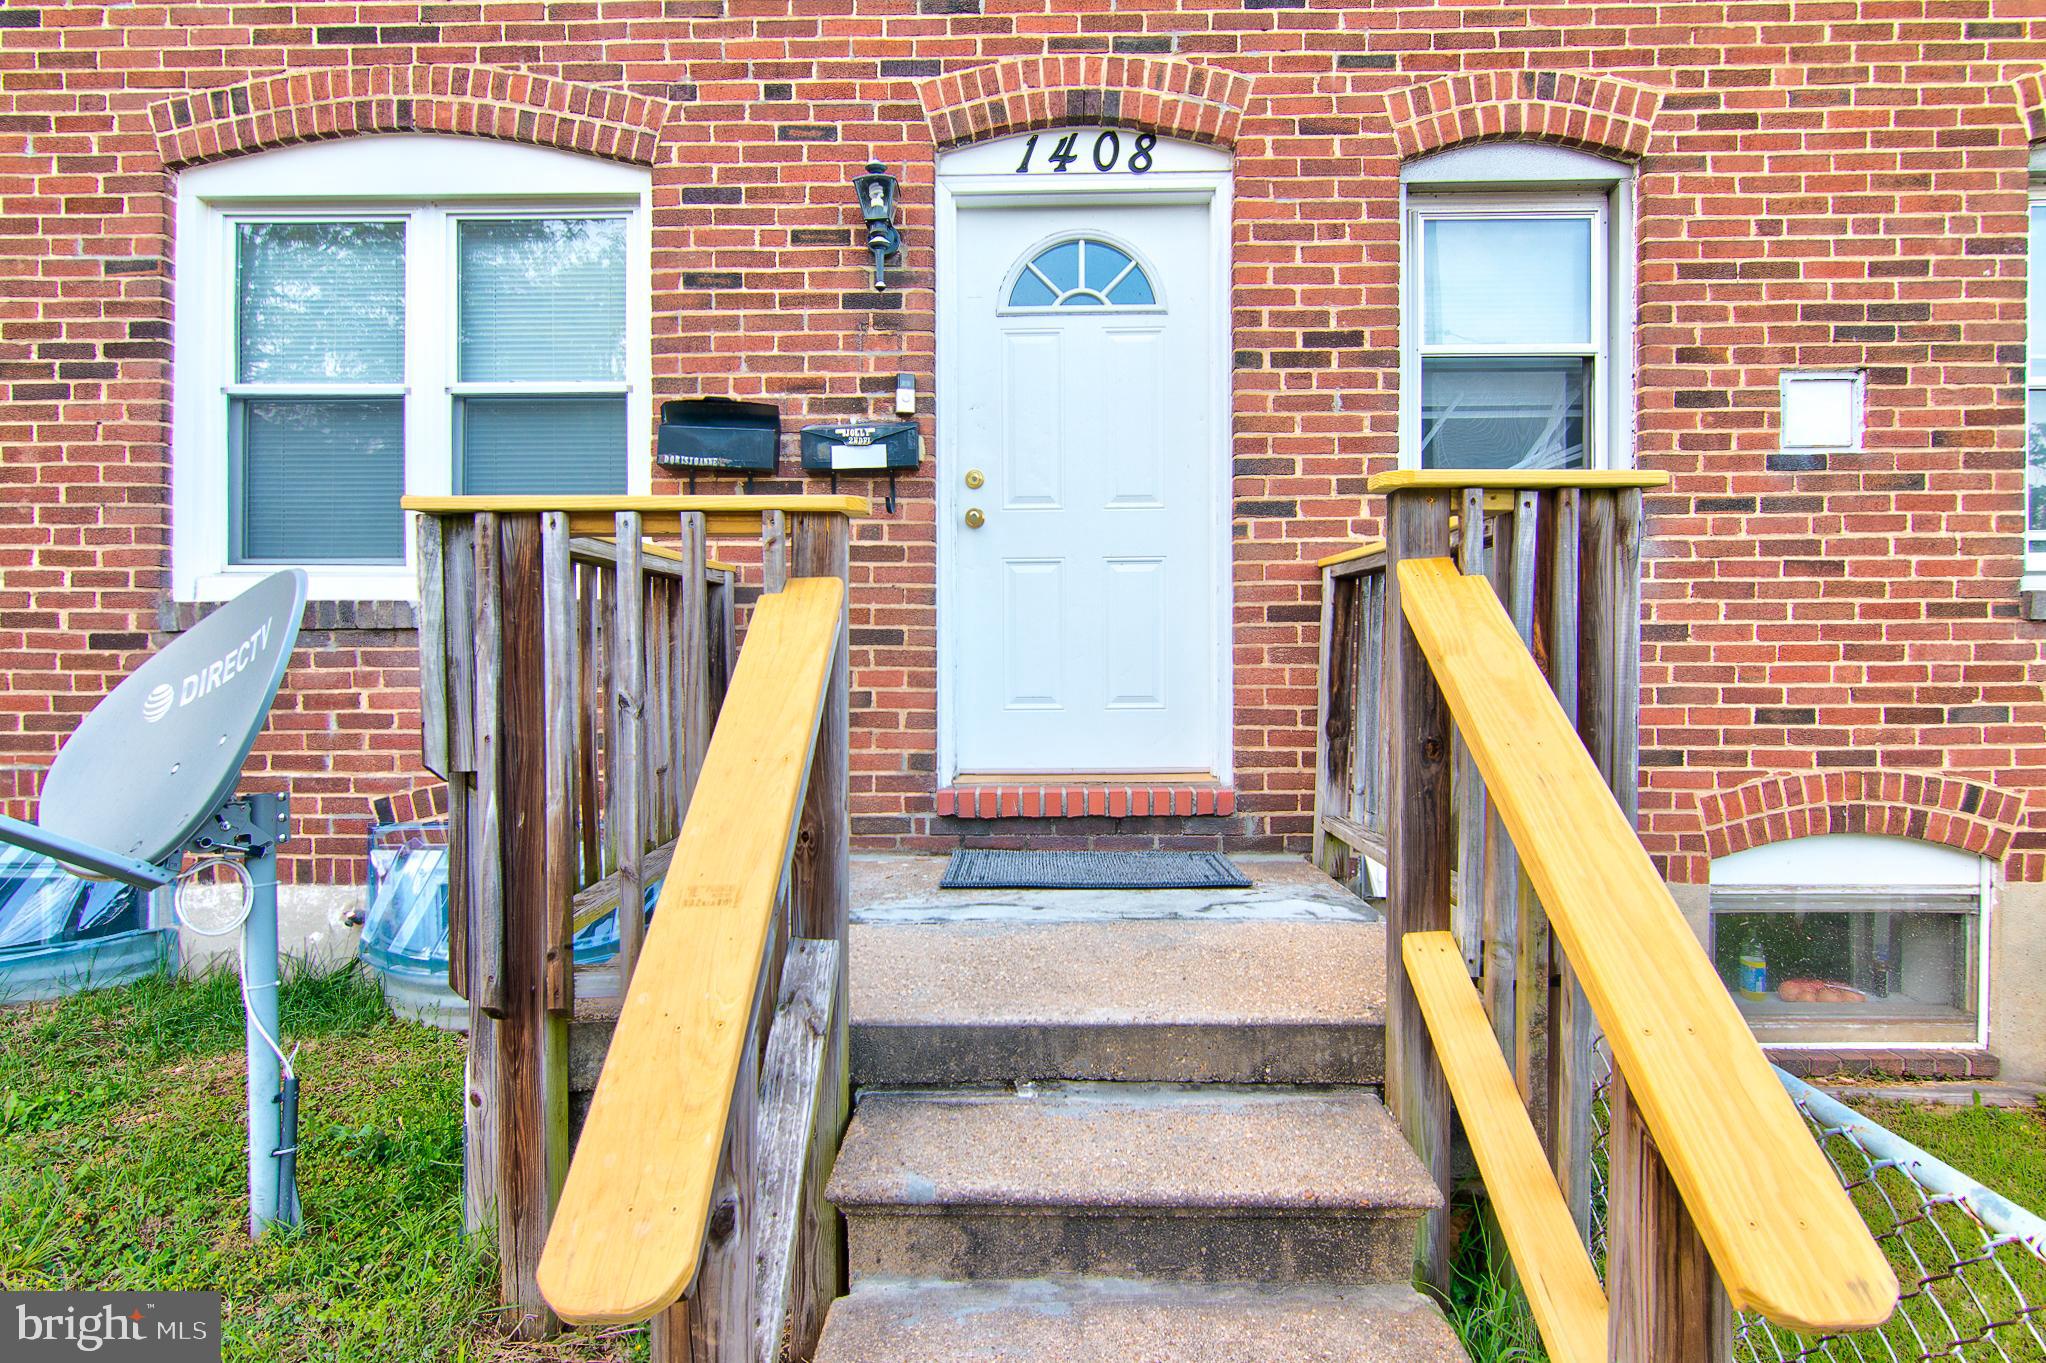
[150,66,678,170]
[920,56,1255,150]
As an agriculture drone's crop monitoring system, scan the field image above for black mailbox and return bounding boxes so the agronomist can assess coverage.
[657,398,780,474]
[799,421,922,474]
[800,421,922,513]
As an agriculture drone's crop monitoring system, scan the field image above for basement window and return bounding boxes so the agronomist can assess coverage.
[1709,833,1989,1049]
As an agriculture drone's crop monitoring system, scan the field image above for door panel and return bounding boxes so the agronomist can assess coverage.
[1102,328,1168,507]
[1001,558,1064,709]
[950,200,1218,774]
[1103,557,1167,709]
[1001,330,1064,509]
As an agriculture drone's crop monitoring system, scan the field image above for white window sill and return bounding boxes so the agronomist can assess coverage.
[185,567,417,606]
[2022,580,2046,622]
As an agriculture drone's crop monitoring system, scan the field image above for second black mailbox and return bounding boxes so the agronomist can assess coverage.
[799,420,923,474]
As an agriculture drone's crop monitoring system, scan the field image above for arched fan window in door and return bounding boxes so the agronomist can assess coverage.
[1007,237,1157,308]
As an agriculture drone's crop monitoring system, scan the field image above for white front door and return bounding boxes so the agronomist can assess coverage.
[947,198,1221,774]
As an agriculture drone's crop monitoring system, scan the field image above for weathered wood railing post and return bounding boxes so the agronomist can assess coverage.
[1382,486,1456,1293]
[1574,484,1726,1361]
[415,495,861,1359]
[437,509,576,1338]
[781,508,851,1360]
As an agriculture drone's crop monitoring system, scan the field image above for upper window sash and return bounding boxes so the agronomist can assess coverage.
[224,211,411,398]
[443,209,634,392]
[1408,196,1608,358]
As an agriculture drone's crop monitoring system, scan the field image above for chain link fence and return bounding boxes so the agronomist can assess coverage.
[1589,1040,2046,1361]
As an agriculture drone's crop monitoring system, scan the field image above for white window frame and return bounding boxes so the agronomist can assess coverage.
[1398,143,1636,472]
[1709,832,1992,1050]
[2027,172,2045,579]
[172,134,653,603]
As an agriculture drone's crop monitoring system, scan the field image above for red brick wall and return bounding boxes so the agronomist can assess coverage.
[2,2,2042,884]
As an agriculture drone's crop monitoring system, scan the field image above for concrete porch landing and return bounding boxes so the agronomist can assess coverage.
[850,851,1375,923]
[848,854,1388,1086]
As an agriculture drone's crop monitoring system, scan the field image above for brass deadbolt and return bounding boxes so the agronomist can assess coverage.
[964,468,986,490]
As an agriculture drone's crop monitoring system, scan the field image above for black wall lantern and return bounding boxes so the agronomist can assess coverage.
[853,161,901,290]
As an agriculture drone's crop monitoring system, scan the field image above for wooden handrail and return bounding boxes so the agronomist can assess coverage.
[1395,555,1897,1333]
[403,494,868,538]
[537,576,846,1325]
[1405,931,1607,1363]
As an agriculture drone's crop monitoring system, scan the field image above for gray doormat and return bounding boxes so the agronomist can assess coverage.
[940,849,1252,891]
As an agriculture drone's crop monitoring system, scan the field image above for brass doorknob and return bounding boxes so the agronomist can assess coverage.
[964,468,986,490]
[964,507,986,529]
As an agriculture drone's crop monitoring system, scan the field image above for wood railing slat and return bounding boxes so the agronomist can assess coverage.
[1394,555,1898,1333]
[611,512,647,988]
[538,576,845,1327]
[753,938,844,1363]
[1404,932,1608,1363]
[470,511,507,1016]
[541,513,578,1015]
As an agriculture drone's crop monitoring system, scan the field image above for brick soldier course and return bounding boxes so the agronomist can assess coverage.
[2,3,2043,899]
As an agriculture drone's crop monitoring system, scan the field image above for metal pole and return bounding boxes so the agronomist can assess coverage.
[241,833,299,1233]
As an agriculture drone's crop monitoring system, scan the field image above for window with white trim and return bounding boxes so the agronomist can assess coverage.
[1400,144,1634,472]
[173,135,653,602]
[1709,833,1990,1048]
[2028,181,2045,571]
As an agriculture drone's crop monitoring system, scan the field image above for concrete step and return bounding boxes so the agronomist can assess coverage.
[828,1084,1440,1285]
[850,918,1386,1085]
[815,1278,1467,1362]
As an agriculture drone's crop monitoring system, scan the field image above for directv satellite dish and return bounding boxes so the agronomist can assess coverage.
[33,568,307,873]
[0,569,309,1236]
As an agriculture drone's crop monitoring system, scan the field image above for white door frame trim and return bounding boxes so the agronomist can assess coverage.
[934,147,1234,787]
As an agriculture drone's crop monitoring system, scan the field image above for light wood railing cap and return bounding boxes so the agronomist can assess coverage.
[403,493,868,518]
[1367,470,1670,493]
[537,575,846,1325]
[1395,555,1898,1334]
[1316,537,1386,569]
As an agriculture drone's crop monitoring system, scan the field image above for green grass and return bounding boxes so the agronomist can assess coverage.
[1440,1092,2046,1363]
[1841,1092,2046,1218]
[0,962,638,1362]
[1436,1208,1550,1363]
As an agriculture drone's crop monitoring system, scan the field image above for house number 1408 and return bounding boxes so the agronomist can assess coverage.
[1014,130,1158,174]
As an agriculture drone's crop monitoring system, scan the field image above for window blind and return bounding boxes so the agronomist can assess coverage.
[457,396,628,496]
[236,221,405,384]
[236,398,405,562]
[1421,216,1592,348]
[457,218,627,383]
